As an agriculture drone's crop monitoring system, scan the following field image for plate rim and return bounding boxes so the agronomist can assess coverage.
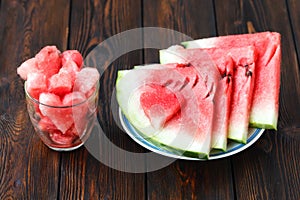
[119,108,265,160]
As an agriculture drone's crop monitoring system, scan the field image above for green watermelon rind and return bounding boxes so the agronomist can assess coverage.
[116,69,210,159]
[159,50,186,65]
[249,121,277,130]
[139,133,209,159]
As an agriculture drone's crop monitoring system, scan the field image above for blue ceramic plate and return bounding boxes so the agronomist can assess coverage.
[119,109,264,160]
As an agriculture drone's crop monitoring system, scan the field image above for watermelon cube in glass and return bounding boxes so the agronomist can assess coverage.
[25,80,99,151]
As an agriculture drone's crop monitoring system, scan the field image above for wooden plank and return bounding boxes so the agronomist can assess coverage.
[143,0,217,63]
[214,0,300,199]
[147,160,234,200]
[0,0,70,199]
[287,0,300,67]
[143,1,235,199]
[59,0,146,199]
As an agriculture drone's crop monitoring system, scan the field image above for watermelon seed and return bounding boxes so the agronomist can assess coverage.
[226,75,232,84]
[163,80,173,87]
[246,70,252,77]
[174,80,182,88]
[178,77,190,91]
[176,63,190,68]
[192,75,199,88]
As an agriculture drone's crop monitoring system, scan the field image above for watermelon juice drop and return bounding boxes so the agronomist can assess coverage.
[25,81,99,151]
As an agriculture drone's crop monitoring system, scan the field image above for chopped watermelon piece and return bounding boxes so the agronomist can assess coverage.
[140,84,181,129]
[62,91,87,106]
[48,71,73,96]
[17,57,39,80]
[49,130,77,145]
[73,67,100,94]
[182,32,281,129]
[85,86,97,98]
[61,50,83,69]
[62,91,88,135]
[59,60,79,83]
[65,123,84,137]
[39,93,74,133]
[26,72,48,99]
[35,46,62,78]
[38,116,56,132]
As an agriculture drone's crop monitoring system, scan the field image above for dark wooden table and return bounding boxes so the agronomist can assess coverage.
[1,0,299,199]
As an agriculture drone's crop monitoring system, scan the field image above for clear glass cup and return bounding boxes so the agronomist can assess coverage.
[25,81,99,151]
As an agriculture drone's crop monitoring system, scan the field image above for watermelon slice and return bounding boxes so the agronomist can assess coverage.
[116,62,219,158]
[227,47,257,143]
[210,56,233,149]
[182,32,281,129]
[159,47,233,150]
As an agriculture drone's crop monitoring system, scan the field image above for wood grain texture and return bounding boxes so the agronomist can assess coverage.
[0,0,70,199]
[59,0,145,199]
[143,0,217,63]
[147,159,234,200]
[287,0,300,68]
[214,0,300,199]
[143,1,235,199]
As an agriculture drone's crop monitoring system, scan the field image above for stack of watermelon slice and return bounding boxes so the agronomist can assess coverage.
[117,32,281,159]
[17,46,99,148]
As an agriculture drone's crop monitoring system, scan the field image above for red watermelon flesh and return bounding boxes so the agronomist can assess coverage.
[170,48,221,99]
[38,116,57,132]
[26,72,48,99]
[140,84,181,129]
[59,60,80,84]
[143,62,218,127]
[39,93,74,134]
[35,45,62,78]
[48,70,73,97]
[63,91,88,135]
[183,32,281,129]
[74,67,100,95]
[17,57,39,80]
[61,50,83,69]
[49,130,77,145]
